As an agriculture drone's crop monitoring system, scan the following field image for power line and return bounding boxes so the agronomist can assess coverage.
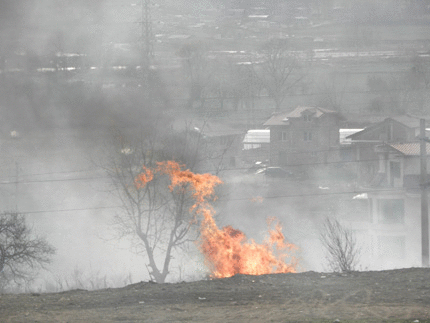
[1,150,429,185]
[1,127,429,182]
[0,168,100,179]
[0,176,108,185]
[17,185,412,215]
[21,205,122,215]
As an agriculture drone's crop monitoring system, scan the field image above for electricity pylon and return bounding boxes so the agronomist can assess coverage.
[141,0,154,69]
[138,0,155,110]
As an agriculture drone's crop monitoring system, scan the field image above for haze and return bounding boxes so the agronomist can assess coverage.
[1,0,429,291]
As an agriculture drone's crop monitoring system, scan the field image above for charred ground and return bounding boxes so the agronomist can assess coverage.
[1,268,430,322]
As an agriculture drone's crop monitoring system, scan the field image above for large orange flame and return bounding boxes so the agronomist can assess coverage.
[199,214,298,278]
[135,161,298,278]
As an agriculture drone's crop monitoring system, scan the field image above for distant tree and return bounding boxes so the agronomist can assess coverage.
[366,54,430,115]
[403,54,430,114]
[256,38,305,111]
[229,63,262,117]
[319,217,360,273]
[177,41,213,110]
[0,212,55,292]
[366,75,406,115]
[317,71,350,112]
[408,54,430,90]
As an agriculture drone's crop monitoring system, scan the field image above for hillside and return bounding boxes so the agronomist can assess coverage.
[1,268,430,322]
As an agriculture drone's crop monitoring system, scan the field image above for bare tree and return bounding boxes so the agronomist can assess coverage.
[100,123,223,283]
[319,217,360,273]
[0,212,55,291]
[229,63,263,123]
[177,41,214,110]
[366,73,417,115]
[317,71,350,112]
[256,38,305,111]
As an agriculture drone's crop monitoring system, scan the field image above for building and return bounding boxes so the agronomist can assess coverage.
[171,118,245,173]
[346,115,425,186]
[263,106,343,169]
[242,129,270,163]
[342,115,430,269]
[349,141,430,270]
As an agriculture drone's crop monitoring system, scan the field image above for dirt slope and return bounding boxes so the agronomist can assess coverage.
[1,268,430,322]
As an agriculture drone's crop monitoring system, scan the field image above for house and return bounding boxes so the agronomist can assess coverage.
[347,115,425,186]
[341,116,430,269]
[346,141,430,270]
[263,106,343,170]
[171,118,245,173]
[242,129,270,163]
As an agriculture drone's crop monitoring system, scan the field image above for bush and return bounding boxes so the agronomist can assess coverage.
[319,217,360,273]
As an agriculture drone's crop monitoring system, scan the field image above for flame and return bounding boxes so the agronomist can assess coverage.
[134,161,298,278]
[251,196,264,203]
[134,166,154,189]
[135,160,222,221]
[199,214,298,278]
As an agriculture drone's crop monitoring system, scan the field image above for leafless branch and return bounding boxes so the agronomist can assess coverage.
[319,217,360,273]
[99,127,211,283]
[0,212,55,292]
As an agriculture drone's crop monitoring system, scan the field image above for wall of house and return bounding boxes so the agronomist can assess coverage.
[391,122,416,142]
[370,192,421,269]
[403,156,430,175]
[269,115,340,168]
[379,153,430,189]
[349,121,427,269]
[382,153,404,188]
[353,121,415,142]
[269,125,291,166]
[350,191,422,270]
[354,143,384,186]
[201,134,243,171]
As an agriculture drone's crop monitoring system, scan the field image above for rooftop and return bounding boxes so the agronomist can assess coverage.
[172,118,244,137]
[389,142,430,156]
[263,106,339,126]
[243,129,270,144]
[347,115,429,139]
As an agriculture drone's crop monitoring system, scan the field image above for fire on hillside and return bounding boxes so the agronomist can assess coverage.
[135,161,298,279]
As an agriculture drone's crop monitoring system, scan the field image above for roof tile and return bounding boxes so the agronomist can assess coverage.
[389,142,430,156]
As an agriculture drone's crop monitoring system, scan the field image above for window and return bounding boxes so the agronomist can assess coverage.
[304,131,312,141]
[278,131,287,141]
[378,199,404,224]
[303,114,311,122]
[282,131,287,141]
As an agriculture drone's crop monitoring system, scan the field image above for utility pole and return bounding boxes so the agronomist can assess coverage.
[141,0,154,65]
[15,162,19,211]
[137,0,154,122]
[420,118,429,267]
[140,0,154,96]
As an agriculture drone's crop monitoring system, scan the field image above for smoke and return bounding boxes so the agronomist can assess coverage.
[0,0,428,292]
